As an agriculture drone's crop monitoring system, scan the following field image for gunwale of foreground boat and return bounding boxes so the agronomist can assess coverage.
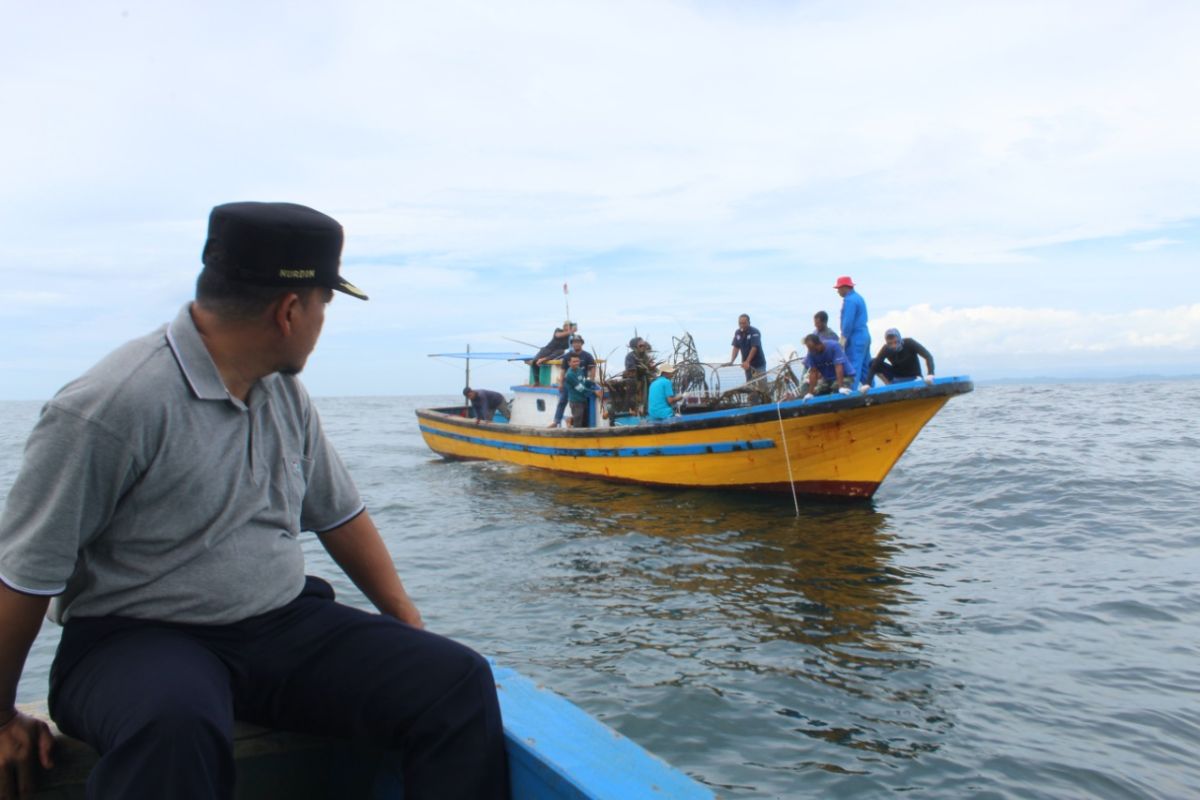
[417,377,973,498]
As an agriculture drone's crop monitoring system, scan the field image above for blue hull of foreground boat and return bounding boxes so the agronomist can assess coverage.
[29,664,712,799]
[494,665,714,799]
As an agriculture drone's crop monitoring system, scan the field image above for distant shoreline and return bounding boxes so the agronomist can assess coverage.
[1,374,1198,405]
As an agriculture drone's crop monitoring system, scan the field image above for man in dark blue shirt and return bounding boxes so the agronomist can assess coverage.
[463,388,511,423]
[726,314,767,383]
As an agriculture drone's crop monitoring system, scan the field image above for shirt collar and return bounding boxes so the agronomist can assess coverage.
[166,304,241,405]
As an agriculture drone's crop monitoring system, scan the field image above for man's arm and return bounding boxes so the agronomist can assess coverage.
[317,511,423,629]
[913,341,935,375]
[0,583,55,799]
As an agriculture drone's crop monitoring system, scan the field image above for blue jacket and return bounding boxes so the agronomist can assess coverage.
[840,290,869,342]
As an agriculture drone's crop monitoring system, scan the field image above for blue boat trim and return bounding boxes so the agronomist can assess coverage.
[492,663,714,799]
[674,375,970,422]
[419,425,776,457]
[511,385,561,396]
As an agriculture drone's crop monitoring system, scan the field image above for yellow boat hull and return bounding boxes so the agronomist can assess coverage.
[417,378,972,498]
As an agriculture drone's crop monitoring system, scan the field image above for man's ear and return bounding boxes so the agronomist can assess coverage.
[272,292,302,335]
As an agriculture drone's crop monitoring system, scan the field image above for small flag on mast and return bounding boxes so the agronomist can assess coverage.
[563,282,569,294]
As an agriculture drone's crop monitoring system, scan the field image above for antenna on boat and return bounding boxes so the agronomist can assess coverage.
[563,282,571,324]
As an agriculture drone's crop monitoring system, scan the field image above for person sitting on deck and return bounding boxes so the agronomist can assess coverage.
[623,337,654,378]
[531,320,577,369]
[646,363,682,421]
[801,332,856,398]
[859,328,936,393]
[551,335,595,428]
[564,354,603,428]
[0,201,509,800]
[464,387,512,423]
[812,310,839,342]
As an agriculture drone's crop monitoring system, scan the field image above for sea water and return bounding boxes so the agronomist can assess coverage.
[4,381,1199,799]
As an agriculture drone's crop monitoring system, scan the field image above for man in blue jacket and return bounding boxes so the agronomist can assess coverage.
[835,276,871,386]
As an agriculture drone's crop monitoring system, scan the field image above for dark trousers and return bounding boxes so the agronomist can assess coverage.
[49,577,509,800]
[552,385,569,425]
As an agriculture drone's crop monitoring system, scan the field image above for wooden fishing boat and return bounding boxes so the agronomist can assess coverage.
[28,664,712,799]
[418,351,972,499]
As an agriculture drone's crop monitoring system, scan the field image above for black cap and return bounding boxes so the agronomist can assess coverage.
[201,201,368,300]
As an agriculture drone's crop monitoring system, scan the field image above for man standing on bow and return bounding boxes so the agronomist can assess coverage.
[726,314,767,384]
[835,276,871,387]
[0,202,509,799]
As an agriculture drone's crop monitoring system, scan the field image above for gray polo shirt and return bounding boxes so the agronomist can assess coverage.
[0,305,363,624]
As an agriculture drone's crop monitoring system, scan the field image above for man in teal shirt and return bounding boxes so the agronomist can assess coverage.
[564,354,602,427]
[647,363,681,421]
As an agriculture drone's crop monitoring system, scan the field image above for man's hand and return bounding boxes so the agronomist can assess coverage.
[858,384,870,394]
[317,511,426,631]
[924,374,935,385]
[0,709,54,800]
[391,595,425,630]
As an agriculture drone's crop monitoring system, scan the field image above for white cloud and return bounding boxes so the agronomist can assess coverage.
[1128,238,1183,252]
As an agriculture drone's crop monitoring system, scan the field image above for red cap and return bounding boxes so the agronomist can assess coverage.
[833,276,855,289]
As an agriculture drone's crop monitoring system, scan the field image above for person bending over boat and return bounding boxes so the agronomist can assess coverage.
[726,314,767,383]
[835,276,872,387]
[0,202,509,800]
[801,332,856,398]
[464,387,512,423]
[860,328,936,393]
[812,310,839,342]
[647,363,682,421]
[564,353,603,428]
[550,335,595,428]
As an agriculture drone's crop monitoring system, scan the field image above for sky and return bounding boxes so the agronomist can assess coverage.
[2,0,1198,400]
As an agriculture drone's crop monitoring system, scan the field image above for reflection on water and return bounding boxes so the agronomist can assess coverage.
[462,463,950,787]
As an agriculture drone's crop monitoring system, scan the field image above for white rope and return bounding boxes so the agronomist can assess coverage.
[775,401,800,518]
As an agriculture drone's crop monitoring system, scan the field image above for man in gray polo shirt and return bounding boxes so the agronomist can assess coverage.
[0,202,509,799]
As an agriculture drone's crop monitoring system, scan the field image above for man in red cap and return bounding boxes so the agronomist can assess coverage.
[835,276,872,387]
